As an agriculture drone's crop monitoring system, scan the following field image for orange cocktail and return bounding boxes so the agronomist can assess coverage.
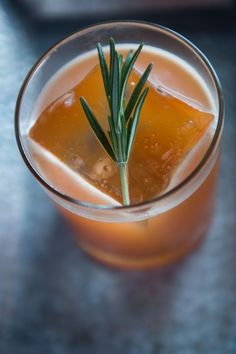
[15,23,223,268]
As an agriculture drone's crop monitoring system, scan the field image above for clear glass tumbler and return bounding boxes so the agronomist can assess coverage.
[15,22,224,269]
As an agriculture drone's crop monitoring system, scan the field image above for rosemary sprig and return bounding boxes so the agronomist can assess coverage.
[80,38,152,205]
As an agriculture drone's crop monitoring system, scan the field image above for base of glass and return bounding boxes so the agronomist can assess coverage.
[78,232,206,270]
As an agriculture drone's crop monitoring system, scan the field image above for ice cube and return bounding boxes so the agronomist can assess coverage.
[30,63,214,204]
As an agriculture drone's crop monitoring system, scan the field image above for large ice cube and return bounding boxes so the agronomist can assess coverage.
[30,64,214,204]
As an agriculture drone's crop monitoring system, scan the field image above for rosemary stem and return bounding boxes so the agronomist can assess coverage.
[118,162,130,205]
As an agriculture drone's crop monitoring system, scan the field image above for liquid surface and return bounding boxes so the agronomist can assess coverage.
[29,45,215,205]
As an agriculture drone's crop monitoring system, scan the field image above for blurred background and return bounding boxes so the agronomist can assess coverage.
[11,0,235,20]
[0,0,236,353]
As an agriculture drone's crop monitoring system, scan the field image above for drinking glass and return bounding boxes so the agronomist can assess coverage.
[15,22,224,269]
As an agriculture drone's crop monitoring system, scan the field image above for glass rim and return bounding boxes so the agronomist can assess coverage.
[15,20,224,212]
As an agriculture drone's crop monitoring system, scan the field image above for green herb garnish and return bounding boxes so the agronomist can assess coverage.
[80,38,152,205]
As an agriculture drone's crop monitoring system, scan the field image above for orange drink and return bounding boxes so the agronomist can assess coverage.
[15,22,224,268]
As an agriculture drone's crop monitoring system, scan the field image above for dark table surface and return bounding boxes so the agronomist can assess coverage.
[0,1,236,353]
